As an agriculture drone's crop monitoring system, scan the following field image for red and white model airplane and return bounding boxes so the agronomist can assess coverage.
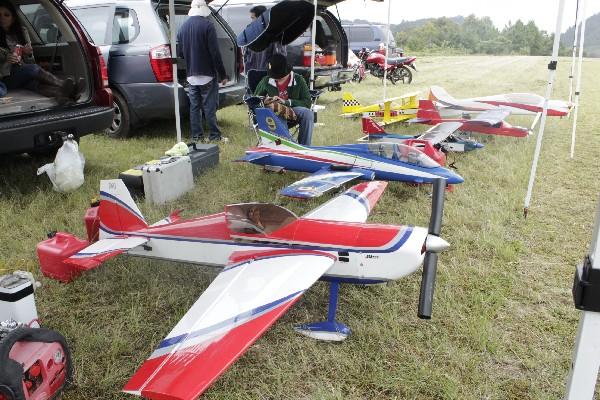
[411,99,530,138]
[429,85,571,118]
[42,178,450,400]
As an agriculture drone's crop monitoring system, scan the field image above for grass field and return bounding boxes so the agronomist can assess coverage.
[1,55,599,399]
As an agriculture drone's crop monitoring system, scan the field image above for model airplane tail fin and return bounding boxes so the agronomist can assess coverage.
[417,99,441,122]
[99,179,148,238]
[342,92,362,114]
[255,107,295,144]
[361,114,386,134]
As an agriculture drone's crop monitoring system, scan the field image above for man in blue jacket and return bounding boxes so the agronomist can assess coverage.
[177,0,229,143]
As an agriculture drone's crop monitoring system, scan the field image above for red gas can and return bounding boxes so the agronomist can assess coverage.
[84,206,100,243]
[36,232,89,283]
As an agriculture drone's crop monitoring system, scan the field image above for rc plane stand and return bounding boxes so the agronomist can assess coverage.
[565,196,600,399]
[294,281,351,342]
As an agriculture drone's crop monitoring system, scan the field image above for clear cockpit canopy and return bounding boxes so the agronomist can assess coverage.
[225,203,298,235]
[366,142,439,168]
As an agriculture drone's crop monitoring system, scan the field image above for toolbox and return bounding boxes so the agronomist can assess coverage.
[142,156,194,205]
[118,144,219,195]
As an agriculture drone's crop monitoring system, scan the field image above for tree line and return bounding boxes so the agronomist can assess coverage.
[393,15,557,56]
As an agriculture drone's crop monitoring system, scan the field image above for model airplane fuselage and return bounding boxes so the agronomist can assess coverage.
[47,178,449,400]
[241,108,463,198]
[429,85,571,117]
[412,99,530,138]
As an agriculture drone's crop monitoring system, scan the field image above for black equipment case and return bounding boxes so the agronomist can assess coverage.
[118,143,219,195]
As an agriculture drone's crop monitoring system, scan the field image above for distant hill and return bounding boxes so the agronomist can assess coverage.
[561,12,600,57]
[391,16,465,33]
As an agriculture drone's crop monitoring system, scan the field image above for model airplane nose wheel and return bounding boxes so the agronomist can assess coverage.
[293,281,350,341]
[418,178,447,319]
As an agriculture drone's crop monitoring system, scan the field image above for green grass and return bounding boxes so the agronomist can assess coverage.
[1,55,599,399]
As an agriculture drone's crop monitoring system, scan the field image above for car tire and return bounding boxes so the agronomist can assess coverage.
[105,91,132,138]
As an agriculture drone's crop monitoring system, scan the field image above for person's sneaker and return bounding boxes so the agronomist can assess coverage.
[192,136,205,143]
[210,136,229,144]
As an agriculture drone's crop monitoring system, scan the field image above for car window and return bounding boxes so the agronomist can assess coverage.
[19,4,62,44]
[345,26,374,42]
[112,8,139,44]
[70,5,114,45]
[220,7,251,35]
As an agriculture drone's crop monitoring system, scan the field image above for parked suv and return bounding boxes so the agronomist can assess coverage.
[0,0,113,156]
[66,0,245,138]
[342,23,396,55]
[216,0,353,90]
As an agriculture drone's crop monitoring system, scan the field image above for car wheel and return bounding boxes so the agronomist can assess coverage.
[105,91,132,138]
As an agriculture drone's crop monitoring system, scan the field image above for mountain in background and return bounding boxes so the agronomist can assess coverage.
[561,12,600,57]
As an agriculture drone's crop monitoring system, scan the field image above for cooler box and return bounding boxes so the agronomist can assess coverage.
[188,143,219,176]
[143,156,194,205]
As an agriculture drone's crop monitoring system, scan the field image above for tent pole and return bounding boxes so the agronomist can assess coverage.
[523,0,566,217]
[568,0,581,105]
[169,0,182,143]
[570,0,587,159]
[309,0,317,90]
[382,0,391,100]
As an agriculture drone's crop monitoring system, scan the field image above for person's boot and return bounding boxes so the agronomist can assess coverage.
[36,68,75,101]
[36,84,69,106]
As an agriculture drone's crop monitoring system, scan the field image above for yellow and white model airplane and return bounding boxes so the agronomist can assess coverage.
[340,92,419,126]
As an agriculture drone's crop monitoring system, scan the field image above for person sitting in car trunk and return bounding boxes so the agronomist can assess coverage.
[254,54,313,146]
[0,1,79,104]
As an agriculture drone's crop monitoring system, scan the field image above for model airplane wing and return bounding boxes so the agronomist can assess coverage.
[65,236,149,271]
[280,167,375,199]
[303,181,387,223]
[417,122,463,144]
[123,249,336,400]
[471,109,510,125]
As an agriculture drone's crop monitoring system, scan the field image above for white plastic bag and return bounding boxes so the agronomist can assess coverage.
[37,138,86,192]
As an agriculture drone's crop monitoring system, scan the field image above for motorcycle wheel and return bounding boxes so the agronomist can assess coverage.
[395,66,413,84]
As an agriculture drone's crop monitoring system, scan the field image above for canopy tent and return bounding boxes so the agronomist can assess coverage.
[570,0,587,159]
[523,0,566,217]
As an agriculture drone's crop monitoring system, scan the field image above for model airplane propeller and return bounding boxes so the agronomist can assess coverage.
[239,107,463,199]
[38,177,450,400]
[360,115,484,153]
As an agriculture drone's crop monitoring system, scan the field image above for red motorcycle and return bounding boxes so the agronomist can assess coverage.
[357,48,416,84]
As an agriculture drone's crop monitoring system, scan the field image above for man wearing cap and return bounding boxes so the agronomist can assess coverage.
[177,0,229,143]
[254,54,313,145]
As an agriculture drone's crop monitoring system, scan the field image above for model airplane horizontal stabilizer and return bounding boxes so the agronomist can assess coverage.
[66,236,148,271]
[280,167,375,199]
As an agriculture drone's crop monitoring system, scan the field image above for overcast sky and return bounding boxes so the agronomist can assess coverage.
[333,0,600,33]
[215,0,600,33]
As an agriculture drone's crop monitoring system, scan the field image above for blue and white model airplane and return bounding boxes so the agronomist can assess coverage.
[239,108,464,199]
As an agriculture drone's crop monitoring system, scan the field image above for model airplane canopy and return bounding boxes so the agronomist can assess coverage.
[236,0,314,51]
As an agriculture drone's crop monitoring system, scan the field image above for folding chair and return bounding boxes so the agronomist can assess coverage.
[244,69,322,144]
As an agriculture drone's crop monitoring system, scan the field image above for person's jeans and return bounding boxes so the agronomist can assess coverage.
[2,63,40,91]
[292,106,313,146]
[188,78,221,141]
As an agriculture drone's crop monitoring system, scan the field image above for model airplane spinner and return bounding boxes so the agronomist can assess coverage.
[43,177,450,400]
[340,92,418,126]
[429,85,571,118]
[410,99,531,138]
[240,108,463,199]
[360,114,484,153]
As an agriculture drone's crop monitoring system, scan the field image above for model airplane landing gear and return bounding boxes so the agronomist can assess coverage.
[294,281,351,342]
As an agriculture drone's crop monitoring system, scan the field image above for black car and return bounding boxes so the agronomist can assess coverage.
[66,0,246,138]
[217,0,354,90]
[0,0,113,156]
